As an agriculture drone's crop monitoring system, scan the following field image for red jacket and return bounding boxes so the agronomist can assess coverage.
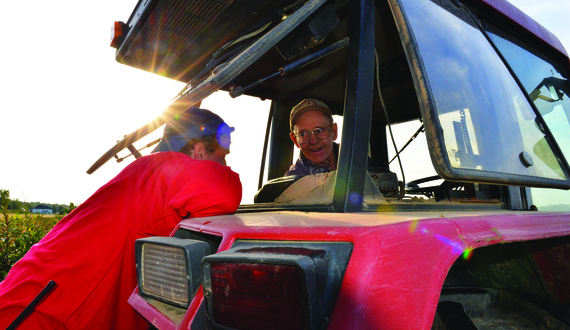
[0,152,242,329]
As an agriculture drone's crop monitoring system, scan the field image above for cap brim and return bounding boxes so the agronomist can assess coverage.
[152,136,188,153]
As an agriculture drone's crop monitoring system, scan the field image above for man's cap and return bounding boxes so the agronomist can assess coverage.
[153,106,234,153]
[290,99,333,130]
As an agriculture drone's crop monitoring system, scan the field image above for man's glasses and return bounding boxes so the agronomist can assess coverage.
[292,126,333,144]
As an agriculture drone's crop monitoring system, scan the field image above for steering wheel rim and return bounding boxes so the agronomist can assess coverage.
[406,175,464,201]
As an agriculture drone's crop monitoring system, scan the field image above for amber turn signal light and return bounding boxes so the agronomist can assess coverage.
[110,21,127,49]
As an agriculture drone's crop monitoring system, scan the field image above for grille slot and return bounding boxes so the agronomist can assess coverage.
[126,0,234,75]
[142,244,188,304]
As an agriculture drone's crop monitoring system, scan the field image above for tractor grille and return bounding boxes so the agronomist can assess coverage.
[151,0,232,53]
[123,0,234,77]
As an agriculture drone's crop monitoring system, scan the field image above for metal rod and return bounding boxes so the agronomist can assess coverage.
[279,37,349,74]
[230,38,350,98]
[230,71,283,98]
[389,124,424,164]
[127,145,143,159]
[7,280,57,330]
[115,138,161,163]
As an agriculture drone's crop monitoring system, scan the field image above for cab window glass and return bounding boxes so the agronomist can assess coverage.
[481,21,570,211]
[399,0,568,181]
[482,20,570,170]
[387,119,437,184]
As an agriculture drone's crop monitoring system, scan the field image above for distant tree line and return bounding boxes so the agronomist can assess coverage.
[0,189,75,215]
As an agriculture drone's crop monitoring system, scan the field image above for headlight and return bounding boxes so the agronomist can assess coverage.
[135,237,210,308]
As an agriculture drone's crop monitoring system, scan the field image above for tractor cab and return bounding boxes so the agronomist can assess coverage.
[102,0,570,212]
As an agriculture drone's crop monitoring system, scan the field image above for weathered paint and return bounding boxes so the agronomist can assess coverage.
[130,210,570,329]
[127,294,179,330]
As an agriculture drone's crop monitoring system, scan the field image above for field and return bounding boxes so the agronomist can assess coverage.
[1,213,60,219]
[0,212,63,280]
[1,189,76,279]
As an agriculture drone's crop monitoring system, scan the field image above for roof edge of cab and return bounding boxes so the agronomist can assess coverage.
[478,0,568,59]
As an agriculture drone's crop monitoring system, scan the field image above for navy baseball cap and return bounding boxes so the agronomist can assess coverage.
[153,107,234,153]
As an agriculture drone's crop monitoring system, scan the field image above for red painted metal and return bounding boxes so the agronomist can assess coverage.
[128,287,206,330]
[129,211,570,329]
[128,289,179,330]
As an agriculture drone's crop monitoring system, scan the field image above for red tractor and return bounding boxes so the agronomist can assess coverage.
[100,0,570,328]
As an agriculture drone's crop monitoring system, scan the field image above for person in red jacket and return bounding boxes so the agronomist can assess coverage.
[0,107,242,330]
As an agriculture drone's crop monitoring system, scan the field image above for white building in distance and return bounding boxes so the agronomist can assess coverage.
[32,204,53,214]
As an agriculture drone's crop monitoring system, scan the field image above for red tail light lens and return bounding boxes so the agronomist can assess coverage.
[210,263,306,330]
[202,242,353,330]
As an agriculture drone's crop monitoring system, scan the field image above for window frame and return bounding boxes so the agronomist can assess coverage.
[389,0,570,189]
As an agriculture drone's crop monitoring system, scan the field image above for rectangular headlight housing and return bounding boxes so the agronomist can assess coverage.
[135,237,210,308]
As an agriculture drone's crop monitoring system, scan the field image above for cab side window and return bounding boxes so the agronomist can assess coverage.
[482,20,570,211]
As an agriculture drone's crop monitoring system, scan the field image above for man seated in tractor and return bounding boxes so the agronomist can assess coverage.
[0,107,242,330]
[279,98,386,204]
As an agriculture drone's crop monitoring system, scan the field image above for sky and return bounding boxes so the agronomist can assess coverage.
[1,0,569,206]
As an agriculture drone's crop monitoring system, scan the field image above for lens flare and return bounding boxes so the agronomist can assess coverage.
[462,248,474,260]
[435,235,464,254]
[349,193,362,205]
[410,222,468,257]
[409,219,419,233]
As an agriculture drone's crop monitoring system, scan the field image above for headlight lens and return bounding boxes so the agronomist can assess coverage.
[135,237,211,308]
[141,243,189,304]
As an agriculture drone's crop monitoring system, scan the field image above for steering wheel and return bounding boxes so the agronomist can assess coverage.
[405,175,464,201]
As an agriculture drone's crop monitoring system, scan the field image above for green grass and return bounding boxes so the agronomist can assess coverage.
[0,190,71,280]
[0,213,62,280]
